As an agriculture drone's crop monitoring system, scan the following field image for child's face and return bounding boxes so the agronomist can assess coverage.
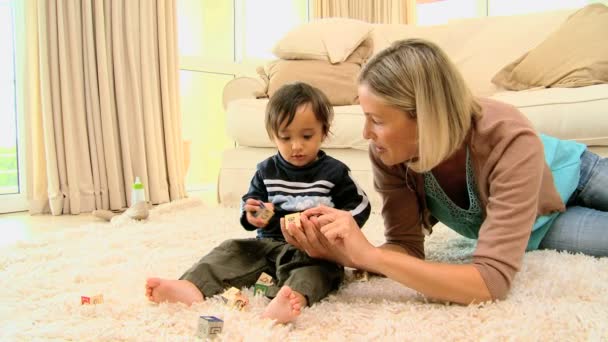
[273,103,325,167]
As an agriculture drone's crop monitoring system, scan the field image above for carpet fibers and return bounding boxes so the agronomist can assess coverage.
[1,199,607,341]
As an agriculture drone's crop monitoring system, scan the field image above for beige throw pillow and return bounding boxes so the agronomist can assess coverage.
[258,60,360,106]
[272,18,372,64]
[492,4,608,90]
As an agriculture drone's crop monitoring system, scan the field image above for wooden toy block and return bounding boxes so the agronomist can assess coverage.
[197,315,224,338]
[253,202,274,223]
[284,212,302,229]
[254,283,269,296]
[81,294,104,305]
[255,208,274,223]
[91,294,104,304]
[253,272,274,296]
[221,287,249,311]
[352,269,369,282]
[257,272,274,285]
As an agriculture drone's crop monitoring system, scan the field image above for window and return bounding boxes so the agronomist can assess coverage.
[176,0,309,194]
[236,0,309,61]
[177,0,234,63]
[0,0,26,213]
[416,0,482,26]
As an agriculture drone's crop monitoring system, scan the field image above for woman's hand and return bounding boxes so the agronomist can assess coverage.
[280,211,353,266]
[244,198,274,228]
[303,206,377,269]
[281,206,377,268]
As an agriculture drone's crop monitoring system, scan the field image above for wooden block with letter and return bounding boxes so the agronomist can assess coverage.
[220,287,249,311]
[253,202,274,224]
[253,272,274,296]
[91,294,104,304]
[81,294,104,305]
[352,269,369,282]
[197,315,223,338]
[284,212,302,230]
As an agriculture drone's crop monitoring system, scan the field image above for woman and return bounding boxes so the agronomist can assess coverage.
[280,39,608,304]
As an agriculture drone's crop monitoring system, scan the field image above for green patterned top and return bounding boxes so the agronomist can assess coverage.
[424,148,483,240]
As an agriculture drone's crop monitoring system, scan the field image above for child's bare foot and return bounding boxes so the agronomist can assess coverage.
[145,277,204,305]
[261,285,306,324]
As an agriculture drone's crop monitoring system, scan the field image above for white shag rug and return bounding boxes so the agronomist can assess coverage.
[1,198,607,341]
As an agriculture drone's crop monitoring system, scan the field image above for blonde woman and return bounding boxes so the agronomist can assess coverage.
[281,39,608,304]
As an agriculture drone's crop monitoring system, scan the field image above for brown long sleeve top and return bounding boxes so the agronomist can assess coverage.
[370,98,565,300]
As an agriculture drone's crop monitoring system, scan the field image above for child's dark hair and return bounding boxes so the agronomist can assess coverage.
[265,82,333,139]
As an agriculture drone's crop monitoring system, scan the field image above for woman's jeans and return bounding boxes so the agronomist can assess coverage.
[539,150,608,256]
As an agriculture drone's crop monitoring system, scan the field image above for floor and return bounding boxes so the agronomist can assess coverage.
[0,189,218,248]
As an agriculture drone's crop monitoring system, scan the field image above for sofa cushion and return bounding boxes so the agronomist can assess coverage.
[492,4,608,91]
[489,84,608,146]
[272,18,372,64]
[256,40,372,106]
[259,60,360,106]
[371,9,573,96]
[227,85,608,150]
[226,98,368,149]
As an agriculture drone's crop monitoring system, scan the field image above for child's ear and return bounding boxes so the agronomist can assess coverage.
[323,128,332,141]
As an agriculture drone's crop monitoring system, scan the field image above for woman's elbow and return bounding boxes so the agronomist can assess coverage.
[474,291,495,304]
[450,289,493,305]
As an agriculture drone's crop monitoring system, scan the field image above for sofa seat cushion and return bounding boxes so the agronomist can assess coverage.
[226,98,368,150]
[227,85,607,150]
[490,84,608,146]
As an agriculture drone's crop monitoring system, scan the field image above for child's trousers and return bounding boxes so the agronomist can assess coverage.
[179,238,344,305]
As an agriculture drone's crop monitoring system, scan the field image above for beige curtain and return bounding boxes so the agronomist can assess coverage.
[312,0,416,24]
[21,0,186,215]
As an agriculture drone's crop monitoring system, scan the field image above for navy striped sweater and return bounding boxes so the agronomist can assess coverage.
[240,150,371,240]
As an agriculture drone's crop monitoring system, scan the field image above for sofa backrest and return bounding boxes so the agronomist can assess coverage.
[371,9,574,96]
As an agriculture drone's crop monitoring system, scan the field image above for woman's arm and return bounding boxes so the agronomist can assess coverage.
[366,248,492,304]
[306,206,492,304]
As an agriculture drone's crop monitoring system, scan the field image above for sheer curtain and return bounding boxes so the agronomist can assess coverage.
[312,0,416,24]
[20,0,186,215]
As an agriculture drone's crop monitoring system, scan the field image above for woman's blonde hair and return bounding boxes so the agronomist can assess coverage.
[358,38,481,172]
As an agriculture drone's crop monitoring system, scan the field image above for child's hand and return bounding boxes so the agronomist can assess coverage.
[244,198,274,228]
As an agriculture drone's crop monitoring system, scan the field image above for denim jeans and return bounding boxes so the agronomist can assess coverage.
[539,150,608,256]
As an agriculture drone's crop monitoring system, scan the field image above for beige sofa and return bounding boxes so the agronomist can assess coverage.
[219,8,608,207]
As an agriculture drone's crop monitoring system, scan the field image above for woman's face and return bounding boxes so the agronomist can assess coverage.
[359,84,418,166]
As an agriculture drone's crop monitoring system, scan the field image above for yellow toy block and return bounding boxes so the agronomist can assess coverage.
[284,212,302,230]
[221,287,249,311]
[352,269,369,282]
[91,294,104,304]
[81,294,103,305]
[253,202,274,224]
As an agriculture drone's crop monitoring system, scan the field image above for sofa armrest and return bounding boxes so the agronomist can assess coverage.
[222,76,266,110]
